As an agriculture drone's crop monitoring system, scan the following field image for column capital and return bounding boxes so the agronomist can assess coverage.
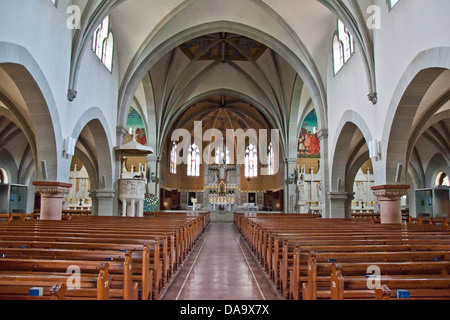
[33,181,72,220]
[284,157,298,165]
[33,181,72,197]
[147,154,160,162]
[116,126,128,138]
[371,185,409,201]
[317,128,329,141]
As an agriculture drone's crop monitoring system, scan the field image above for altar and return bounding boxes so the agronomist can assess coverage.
[209,195,236,211]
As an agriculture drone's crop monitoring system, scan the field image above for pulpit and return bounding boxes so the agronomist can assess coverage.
[115,140,154,217]
[119,178,146,217]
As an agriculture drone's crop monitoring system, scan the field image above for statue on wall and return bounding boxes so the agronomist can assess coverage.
[297,166,306,202]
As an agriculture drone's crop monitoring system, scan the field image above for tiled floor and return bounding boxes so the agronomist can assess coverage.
[162,222,280,300]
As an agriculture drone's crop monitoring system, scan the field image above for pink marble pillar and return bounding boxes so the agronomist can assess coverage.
[33,181,72,220]
[371,185,409,224]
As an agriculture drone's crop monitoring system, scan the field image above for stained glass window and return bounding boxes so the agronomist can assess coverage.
[92,16,113,71]
[187,144,201,177]
[170,142,177,174]
[245,144,258,178]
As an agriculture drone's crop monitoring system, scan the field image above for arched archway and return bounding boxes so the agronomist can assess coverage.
[0,42,64,182]
[71,112,115,216]
[382,47,450,186]
[329,111,373,218]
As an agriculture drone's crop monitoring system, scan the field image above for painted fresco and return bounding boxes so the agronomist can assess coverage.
[298,110,320,158]
[125,108,147,145]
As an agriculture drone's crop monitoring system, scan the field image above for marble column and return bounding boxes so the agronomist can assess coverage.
[371,185,409,224]
[33,181,72,220]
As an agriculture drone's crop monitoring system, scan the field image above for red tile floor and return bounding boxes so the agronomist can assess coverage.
[162,222,281,300]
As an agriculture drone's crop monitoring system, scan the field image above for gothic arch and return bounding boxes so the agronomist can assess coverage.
[116,20,327,141]
[382,47,450,185]
[71,108,114,190]
[0,42,63,182]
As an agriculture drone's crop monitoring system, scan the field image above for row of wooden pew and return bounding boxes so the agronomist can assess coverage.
[234,212,450,300]
[0,212,209,300]
[409,216,450,227]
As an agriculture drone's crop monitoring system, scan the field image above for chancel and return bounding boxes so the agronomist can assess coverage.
[0,0,449,302]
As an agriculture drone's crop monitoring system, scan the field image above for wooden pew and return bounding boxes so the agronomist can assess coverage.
[235,213,450,300]
[0,212,209,300]
[0,262,113,300]
[330,263,450,300]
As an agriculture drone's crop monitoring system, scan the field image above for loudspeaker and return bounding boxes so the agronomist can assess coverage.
[395,164,403,183]
[41,161,48,180]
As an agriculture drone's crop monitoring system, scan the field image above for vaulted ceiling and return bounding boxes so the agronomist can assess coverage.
[71,0,379,160]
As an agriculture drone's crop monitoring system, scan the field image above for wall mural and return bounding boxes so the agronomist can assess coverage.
[297,110,320,158]
[125,108,147,145]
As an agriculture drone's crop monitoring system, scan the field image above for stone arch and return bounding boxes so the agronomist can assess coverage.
[0,149,18,184]
[329,111,373,218]
[0,42,62,182]
[382,47,450,185]
[158,89,284,158]
[330,110,373,177]
[425,153,450,188]
[71,108,114,191]
[117,20,327,142]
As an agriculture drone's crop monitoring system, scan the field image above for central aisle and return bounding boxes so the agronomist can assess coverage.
[162,222,280,300]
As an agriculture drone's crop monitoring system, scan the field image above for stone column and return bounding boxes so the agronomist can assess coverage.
[371,185,409,224]
[284,158,298,213]
[328,191,350,219]
[147,154,161,205]
[317,129,330,218]
[33,181,72,220]
[89,189,115,216]
[345,193,355,219]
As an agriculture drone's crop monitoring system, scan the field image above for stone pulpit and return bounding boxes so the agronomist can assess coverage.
[115,140,154,217]
[119,178,147,217]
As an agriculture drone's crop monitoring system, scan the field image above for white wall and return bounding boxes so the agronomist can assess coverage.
[326,0,450,186]
[0,0,119,183]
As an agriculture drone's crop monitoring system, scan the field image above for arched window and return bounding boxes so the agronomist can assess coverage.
[170,142,177,174]
[102,32,114,71]
[388,0,400,10]
[333,20,355,75]
[187,144,201,177]
[0,168,8,184]
[245,144,258,178]
[267,143,275,176]
[92,16,114,71]
[436,172,449,187]
[215,146,230,165]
